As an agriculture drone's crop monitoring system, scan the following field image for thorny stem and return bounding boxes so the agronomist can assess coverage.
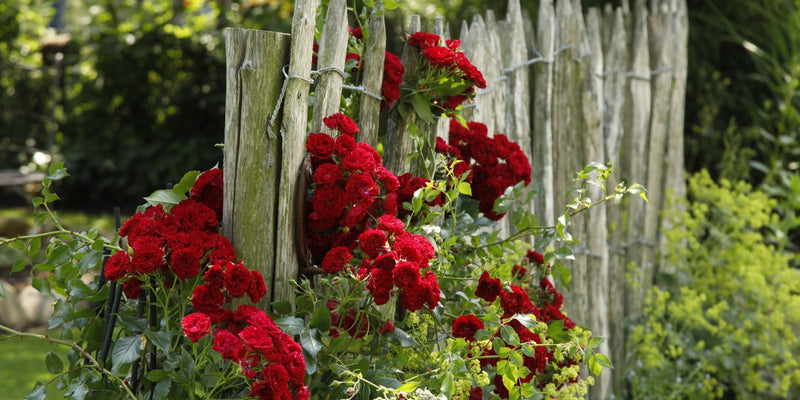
[0,227,124,252]
[0,323,138,400]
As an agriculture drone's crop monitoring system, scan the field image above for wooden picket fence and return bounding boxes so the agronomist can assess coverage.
[221,0,688,397]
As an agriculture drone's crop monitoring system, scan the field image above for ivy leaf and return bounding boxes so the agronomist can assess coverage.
[111,335,143,374]
[45,351,63,374]
[23,382,46,400]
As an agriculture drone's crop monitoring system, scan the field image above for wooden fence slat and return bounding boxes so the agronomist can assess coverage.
[584,8,612,400]
[223,28,292,310]
[357,5,386,148]
[272,0,320,307]
[485,10,506,135]
[384,16,420,176]
[642,0,673,295]
[623,0,652,320]
[311,0,349,135]
[532,0,556,227]
[660,0,688,273]
[602,7,628,392]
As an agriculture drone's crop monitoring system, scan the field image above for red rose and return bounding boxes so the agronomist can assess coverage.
[284,350,306,386]
[122,277,143,299]
[341,147,377,173]
[391,261,420,290]
[322,113,359,136]
[373,166,400,191]
[469,387,483,400]
[104,251,131,281]
[442,95,469,111]
[381,80,401,109]
[239,325,276,354]
[358,229,388,258]
[452,314,484,340]
[407,32,441,49]
[306,133,335,159]
[171,199,219,232]
[446,39,461,50]
[380,320,395,334]
[209,234,236,265]
[321,246,353,273]
[423,270,440,309]
[349,26,363,39]
[383,51,404,83]
[313,163,342,186]
[456,53,487,89]
[512,264,528,278]
[310,184,347,219]
[527,250,544,266]
[399,285,427,312]
[381,192,398,216]
[508,150,531,184]
[345,172,379,204]
[377,215,405,235]
[367,268,393,305]
[334,134,357,158]
[204,263,225,287]
[192,283,225,313]
[181,312,211,343]
[342,203,368,228]
[224,261,251,298]
[500,284,536,317]
[372,252,397,272]
[169,248,201,279]
[307,211,336,232]
[422,46,456,67]
[358,142,382,165]
[247,270,267,303]
[212,328,245,361]
[190,168,223,220]
[131,236,165,274]
[475,271,502,302]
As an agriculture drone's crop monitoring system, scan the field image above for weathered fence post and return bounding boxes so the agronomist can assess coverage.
[357,4,387,149]
[222,28,291,310]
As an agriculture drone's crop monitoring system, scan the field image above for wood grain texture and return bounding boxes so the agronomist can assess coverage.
[311,0,348,135]
[357,4,386,148]
[223,28,291,310]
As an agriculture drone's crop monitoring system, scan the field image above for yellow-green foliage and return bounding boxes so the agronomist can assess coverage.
[628,170,800,399]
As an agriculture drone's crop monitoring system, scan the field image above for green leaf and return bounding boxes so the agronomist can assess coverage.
[594,353,613,368]
[411,93,435,123]
[145,331,173,351]
[299,329,323,358]
[396,382,419,393]
[144,189,186,209]
[588,353,603,376]
[153,380,171,400]
[554,246,575,261]
[272,301,293,315]
[383,0,399,10]
[386,327,419,347]
[628,183,649,204]
[45,352,63,374]
[12,258,27,273]
[546,319,569,343]
[500,324,520,346]
[171,170,201,196]
[552,262,571,288]
[46,162,69,181]
[111,335,143,374]
[65,381,89,400]
[275,316,306,336]
[146,369,171,382]
[310,305,332,332]
[23,382,46,400]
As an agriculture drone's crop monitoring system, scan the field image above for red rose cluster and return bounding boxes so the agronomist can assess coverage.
[466,266,578,398]
[382,51,404,109]
[405,31,487,115]
[305,114,440,312]
[437,120,532,221]
[105,168,237,299]
[185,304,309,400]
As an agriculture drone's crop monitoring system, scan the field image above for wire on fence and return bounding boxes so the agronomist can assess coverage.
[266,65,384,138]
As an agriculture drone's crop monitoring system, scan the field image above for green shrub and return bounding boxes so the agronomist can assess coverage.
[626,170,800,399]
